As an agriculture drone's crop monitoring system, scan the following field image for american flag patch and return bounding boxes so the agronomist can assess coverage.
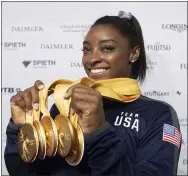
[163,124,181,148]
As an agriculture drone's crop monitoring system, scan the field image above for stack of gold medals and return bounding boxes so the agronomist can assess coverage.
[18,79,86,166]
[17,77,141,165]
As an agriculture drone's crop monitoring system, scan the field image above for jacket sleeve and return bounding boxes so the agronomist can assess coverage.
[85,107,182,176]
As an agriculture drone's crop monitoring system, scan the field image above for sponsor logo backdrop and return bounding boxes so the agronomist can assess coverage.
[2,2,187,175]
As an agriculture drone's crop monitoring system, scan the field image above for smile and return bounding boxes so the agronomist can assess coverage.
[91,68,108,74]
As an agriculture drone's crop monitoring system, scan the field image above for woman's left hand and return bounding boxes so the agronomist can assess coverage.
[64,84,105,134]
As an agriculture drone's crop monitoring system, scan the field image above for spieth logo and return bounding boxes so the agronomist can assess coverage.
[1,87,21,95]
[40,44,74,49]
[2,42,26,50]
[180,63,187,69]
[162,24,187,33]
[22,60,56,68]
[12,26,43,32]
[22,60,32,68]
[147,42,171,52]
[70,62,83,68]
[60,24,91,33]
[143,91,170,97]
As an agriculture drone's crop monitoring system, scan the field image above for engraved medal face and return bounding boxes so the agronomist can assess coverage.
[33,121,46,160]
[41,116,58,156]
[18,123,39,163]
[54,115,73,157]
[65,124,84,166]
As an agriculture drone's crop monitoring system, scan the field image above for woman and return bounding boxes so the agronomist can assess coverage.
[5,11,181,176]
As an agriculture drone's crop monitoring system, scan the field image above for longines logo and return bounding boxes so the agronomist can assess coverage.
[12,26,43,32]
[143,91,170,97]
[70,62,83,68]
[180,63,187,69]
[2,42,26,50]
[147,42,171,52]
[22,60,56,68]
[40,44,74,49]
[162,24,187,33]
[60,24,91,32]
[1,87,21,94]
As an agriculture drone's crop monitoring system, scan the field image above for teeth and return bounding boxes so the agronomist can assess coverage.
[91,69,106,73]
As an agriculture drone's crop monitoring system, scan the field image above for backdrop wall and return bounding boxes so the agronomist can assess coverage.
[2,2,187,175]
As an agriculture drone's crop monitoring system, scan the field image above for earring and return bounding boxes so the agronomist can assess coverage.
[131,57,139,63]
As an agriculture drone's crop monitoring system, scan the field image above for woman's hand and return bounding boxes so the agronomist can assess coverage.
[10,80,45,126]
[64,84,105,134]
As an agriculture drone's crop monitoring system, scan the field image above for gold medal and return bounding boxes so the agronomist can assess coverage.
[33,120,46,160]
[54,114,74,157]
[65,124,84,166]
[41,116,58,157]
[18,123,39,163]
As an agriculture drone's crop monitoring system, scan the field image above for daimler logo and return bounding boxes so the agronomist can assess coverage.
[70,62,83,68]
[40,44,74,49]
[162,24,187,33]
[12,26,43,32]
[147,42,171,52]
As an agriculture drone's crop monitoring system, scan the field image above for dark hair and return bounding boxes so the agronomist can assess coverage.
[91,14,147,83]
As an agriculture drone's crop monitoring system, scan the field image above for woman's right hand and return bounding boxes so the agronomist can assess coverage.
[10,80,45,126]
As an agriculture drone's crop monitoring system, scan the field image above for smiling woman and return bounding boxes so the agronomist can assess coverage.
[5,10,182,176]
[82,14,146,81]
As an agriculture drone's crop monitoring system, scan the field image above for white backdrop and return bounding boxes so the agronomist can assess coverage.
[2,2,187,175]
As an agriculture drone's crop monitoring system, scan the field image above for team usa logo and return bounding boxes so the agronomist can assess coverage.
[114,112,139,132]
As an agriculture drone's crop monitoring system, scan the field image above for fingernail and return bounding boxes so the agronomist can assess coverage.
[70,108,75,114]
[33,103,39,110]
[63,92,68,98]
[38,84,45,90]
[27,110,32,116]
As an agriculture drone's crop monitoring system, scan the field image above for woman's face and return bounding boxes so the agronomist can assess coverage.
[82,24,134,81]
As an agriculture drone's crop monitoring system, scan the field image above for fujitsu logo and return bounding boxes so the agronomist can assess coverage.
[22,60,32,68]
